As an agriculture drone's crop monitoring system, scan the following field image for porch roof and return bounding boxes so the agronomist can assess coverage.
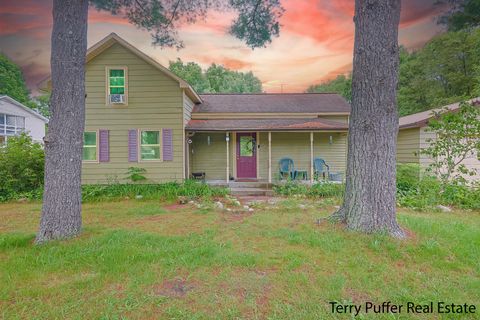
[185,118,349,131]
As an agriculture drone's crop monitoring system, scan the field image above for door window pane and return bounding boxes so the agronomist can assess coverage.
[240,136,254,157]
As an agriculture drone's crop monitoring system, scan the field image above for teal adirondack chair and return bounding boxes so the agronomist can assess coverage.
[279,158,295,180]
[313,158,329,180]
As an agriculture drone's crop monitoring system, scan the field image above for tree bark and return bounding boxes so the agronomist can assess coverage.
[36,0,88,243]
[332,0,405,238]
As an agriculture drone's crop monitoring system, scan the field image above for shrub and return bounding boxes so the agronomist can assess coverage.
[396,164,480,210]
[273,181,344,198]
[81,180,228,202]
[0,134,44,201]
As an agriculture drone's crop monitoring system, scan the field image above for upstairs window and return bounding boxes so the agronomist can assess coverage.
[107,67,127,105]
[0,114,25,136]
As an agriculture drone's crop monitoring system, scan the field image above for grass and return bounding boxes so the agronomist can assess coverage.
[0,198,479,319]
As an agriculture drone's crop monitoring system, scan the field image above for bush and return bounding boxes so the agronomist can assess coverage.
[273,181,344,198]
[396,163,480,210]
[0,134,44,201]
[81,180,228,202]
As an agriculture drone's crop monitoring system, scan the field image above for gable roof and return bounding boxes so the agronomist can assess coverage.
[399,97,480,129]
[0,95,48,123]
[39,33,202,103]
[193,93,351,114]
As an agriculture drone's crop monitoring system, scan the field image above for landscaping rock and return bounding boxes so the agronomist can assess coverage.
[436,205,452,213]
[214,201,224,210]
[188,200,195,205]
[177,196,188,204]
[267,198,279,205]
[299,204,306,210]
[226,208,232,212]
[248,208,254,212]
[17,198,28,203]
[243,205,250,210]
[334,205,340,210]
[135,195,143,200]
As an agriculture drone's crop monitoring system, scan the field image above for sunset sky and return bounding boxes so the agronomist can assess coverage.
[0,0,447,94]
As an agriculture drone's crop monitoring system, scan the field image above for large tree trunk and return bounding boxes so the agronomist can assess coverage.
[333,0,405,238]
[36,0,89,243]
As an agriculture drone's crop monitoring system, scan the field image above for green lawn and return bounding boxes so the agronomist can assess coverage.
[0,198,479,319]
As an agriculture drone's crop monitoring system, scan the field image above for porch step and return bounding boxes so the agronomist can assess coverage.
[228,181,271,188]
[230,187,274,197]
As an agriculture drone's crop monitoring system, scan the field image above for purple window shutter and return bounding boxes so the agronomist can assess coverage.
[128,129,138,162]
[162,128,173,161]
[99,129,110,162]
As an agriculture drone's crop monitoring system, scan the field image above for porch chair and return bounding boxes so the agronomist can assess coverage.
[279,157,296,180]
[313,158,329,180]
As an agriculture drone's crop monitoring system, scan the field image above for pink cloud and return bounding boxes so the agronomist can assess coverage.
[0,0,449,93]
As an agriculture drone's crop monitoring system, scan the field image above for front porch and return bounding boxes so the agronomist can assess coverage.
[185,131,348,184]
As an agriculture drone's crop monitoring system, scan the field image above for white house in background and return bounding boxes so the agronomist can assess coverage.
[0,95,48,144]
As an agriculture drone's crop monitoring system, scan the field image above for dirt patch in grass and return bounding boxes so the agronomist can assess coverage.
[256,284,273,317]
[219,210,254,223]
[152,278,197,298]
[343,287,372,304]
[163,203,187,211]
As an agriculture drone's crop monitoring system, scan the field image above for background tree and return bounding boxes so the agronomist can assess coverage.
[33,94,51,118]
[169,59,263,93]
[421,102,480,184]
[205,64,262,93]
[308,28,480,116]
[38,0,284,242]
[306,74,352,102]
[331,0,405,238]
[438,0,480,31]
[168,59,210,93]
[0,53,33,107]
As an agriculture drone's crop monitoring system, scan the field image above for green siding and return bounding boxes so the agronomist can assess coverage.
[190,132,230,180]
[313,132,347,174]
[83,43,185,184]
[183,92,194,124]
[397,128,420,164]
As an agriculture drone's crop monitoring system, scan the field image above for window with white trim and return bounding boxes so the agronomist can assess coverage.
[0,114,25,136]
[107,67,127,105]
[140,130,161,160]
[83,131,97,161]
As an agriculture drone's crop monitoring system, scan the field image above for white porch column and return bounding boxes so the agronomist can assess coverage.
[226,132,230,183]
[268,131,272,183]
[310,132,314,183]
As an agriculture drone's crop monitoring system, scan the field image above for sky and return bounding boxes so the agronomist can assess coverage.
[0,0,447,94]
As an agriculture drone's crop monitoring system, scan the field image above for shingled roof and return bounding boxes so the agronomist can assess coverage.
[193,93,350,114]
[399,98,480,129]
[186,118,348,131]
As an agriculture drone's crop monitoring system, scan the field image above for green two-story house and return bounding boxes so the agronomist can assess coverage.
[79,33,351,185]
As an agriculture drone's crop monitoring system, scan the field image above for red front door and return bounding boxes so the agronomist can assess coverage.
[236,132,257,179]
